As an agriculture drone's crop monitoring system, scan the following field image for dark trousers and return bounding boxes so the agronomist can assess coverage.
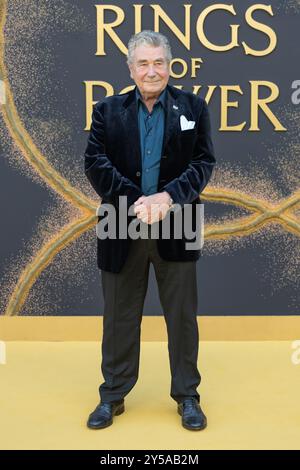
[98,228,201,405]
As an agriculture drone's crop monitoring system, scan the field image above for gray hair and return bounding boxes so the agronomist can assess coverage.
[126,30,172,65]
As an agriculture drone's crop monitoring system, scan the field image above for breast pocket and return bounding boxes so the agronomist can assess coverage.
[181,128,196,136]
[180,128,197,153]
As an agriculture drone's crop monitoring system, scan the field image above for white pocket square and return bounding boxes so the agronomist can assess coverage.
[180,115,195,131]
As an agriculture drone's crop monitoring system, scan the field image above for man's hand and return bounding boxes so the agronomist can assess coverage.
[134,191,172,224]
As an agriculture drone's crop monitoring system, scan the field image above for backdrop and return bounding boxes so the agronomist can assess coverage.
[0,0,299,316]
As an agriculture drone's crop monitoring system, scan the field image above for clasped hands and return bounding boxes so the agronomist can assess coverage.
[133,191,172,225]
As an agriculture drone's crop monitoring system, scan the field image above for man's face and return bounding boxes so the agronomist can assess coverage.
[128,45,170,98]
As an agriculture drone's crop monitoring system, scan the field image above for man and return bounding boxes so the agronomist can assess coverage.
[84,30,216,431]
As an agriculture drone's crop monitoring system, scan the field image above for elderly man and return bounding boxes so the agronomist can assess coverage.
[84,30,216,431]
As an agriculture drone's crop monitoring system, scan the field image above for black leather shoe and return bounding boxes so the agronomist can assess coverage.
[87,399,125,429]
[177,398,207,431]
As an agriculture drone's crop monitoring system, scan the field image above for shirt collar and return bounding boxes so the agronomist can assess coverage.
[135,85,167,110]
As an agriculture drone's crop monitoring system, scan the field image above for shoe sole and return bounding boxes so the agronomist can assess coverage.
[87,403,125,429]
[177,407,207,431]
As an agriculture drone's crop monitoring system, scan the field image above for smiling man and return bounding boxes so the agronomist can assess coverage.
[84,30,216,431]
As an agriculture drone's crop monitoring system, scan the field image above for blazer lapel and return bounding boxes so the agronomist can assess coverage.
[120,89,141,170]
[161,83,180,155]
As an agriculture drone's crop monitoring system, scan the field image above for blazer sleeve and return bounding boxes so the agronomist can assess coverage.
[84,102,144,209]
[161,99,216,207]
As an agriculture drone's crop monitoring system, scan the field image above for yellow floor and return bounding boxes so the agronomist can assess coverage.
[0,341,299,450]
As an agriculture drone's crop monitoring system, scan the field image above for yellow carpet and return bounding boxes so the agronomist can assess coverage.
[0,341,299,450]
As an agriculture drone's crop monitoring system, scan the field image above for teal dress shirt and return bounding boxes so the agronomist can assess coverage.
[135,85,166,196]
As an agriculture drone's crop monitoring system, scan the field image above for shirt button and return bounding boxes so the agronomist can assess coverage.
[147,150,151,154]
[146,169,149,173]
[136,171,141,177]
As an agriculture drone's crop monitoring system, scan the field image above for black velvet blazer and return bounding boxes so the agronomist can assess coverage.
[84,83,216,272]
